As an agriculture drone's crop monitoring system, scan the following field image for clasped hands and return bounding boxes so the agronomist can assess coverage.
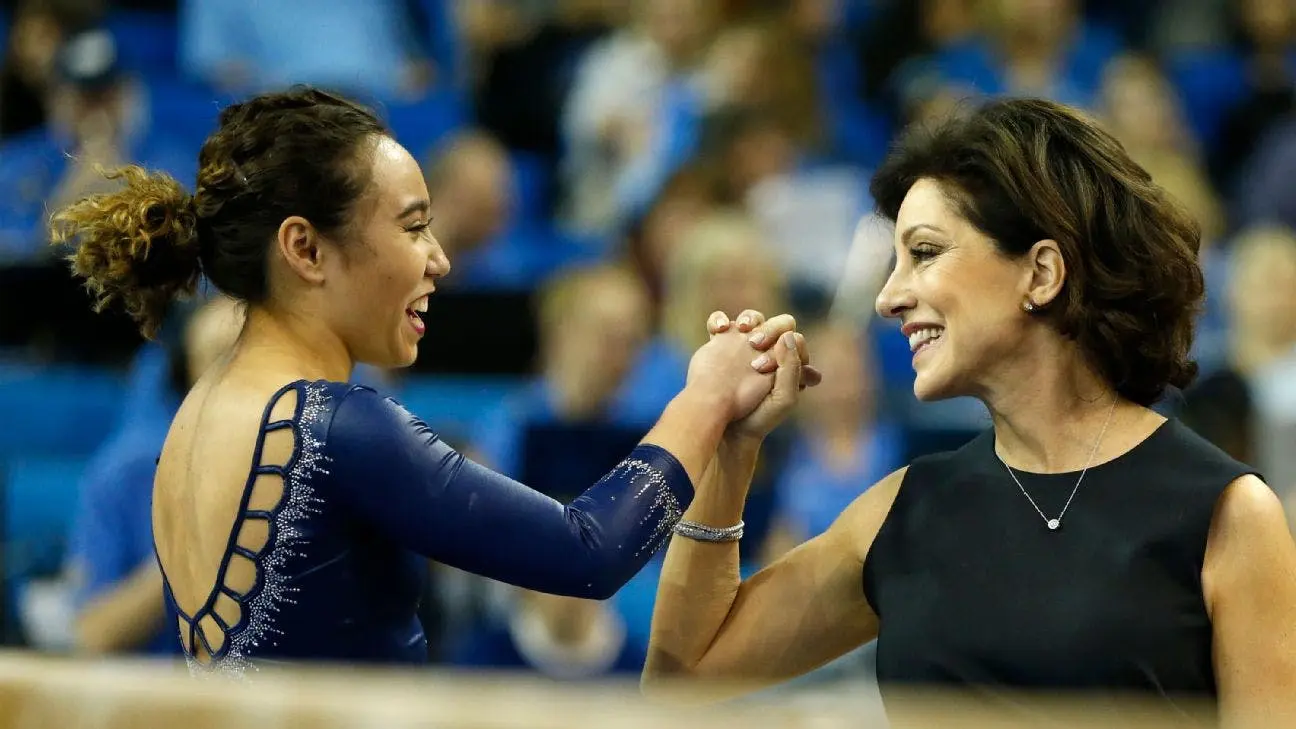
[685,309,823,439]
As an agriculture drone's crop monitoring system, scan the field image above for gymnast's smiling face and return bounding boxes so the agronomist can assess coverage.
[873,178,1040,402]
[316,136,451,369]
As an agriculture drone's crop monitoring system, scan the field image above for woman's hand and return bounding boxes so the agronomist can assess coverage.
[708,309,821,440]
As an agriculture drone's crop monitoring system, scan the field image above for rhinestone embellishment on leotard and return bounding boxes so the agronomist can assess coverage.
[187,381,331,680]
[613,458,682,558]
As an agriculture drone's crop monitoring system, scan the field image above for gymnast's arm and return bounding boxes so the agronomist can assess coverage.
[322,384,734,600]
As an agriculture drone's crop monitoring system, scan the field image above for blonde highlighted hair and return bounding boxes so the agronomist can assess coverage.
[661,210,786,350]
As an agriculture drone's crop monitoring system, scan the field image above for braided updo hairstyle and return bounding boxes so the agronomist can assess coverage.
[50,87,388,338]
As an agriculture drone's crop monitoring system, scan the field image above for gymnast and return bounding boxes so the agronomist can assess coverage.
[49,87,814,677]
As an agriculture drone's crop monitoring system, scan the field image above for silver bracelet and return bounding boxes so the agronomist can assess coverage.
[672,519,744,543]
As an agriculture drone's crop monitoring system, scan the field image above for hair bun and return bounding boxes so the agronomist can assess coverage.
[130,191,201,286]
[49,165,202,339]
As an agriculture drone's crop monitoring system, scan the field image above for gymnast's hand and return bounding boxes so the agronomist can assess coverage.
[709,309,822,439]
[685,314,780,423]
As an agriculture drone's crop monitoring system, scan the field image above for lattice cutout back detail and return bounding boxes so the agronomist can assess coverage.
[158,381,332,679]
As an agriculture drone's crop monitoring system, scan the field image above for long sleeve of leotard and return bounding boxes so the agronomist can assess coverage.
[323,385,693,600]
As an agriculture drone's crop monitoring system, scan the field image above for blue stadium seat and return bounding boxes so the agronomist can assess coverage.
[0,365,126,460]
[145,75,230,153]
[511,151,552,222]
[108,11,180,74]
[2,456,86,580]
[395,376,527,440]
[382,89,468,160]
[447,222,611,292]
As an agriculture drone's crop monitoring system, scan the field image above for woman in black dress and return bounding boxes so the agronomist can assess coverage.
[642,97,1296,727]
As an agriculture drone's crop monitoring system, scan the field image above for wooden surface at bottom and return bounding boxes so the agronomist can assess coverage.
[0,650,1229,729]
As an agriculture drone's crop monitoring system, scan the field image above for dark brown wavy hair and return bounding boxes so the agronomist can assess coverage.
[870,97,1204,406]
[49,87,387,338]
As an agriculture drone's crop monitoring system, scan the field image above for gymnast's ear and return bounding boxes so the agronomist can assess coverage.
[277,215,328,286]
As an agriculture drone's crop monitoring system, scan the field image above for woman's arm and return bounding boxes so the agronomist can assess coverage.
[640,306,881,700]
[642,431,903,701]
[641,321,900,702]
[1204,475,1296,729]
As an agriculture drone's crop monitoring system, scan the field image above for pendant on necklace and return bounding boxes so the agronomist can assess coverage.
[1047,519,1061,530]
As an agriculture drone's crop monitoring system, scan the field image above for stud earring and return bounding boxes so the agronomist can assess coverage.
[1023,301,1036,312]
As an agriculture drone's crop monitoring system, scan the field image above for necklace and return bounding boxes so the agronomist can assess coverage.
[997,400,1117,531]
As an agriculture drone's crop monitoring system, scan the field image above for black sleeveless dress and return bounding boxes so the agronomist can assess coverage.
[863,418,1258,717]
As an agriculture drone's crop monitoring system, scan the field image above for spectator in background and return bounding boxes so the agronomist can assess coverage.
[1225,226,1296,503]
[1211,0,1296,195]
[0,28,193,263]
[705,110,797,208]
[445,585,642,680]
[179,0,435,101]
[703,107,870,313]
[561,0,718,234]
[761,319,903,562]
[778,0,890,168]
[687,14,872,303]
[65,294,243,656]
[424,129,595,290]
[0,0,104,140]
[1098,55,1224,244]
[625,164,720,313]
[856,0,977,111]
[424,131,517,284]
[1224,226,1296,379]
[614,210,786,427]
[461,0,628,203]
[757,334,903,695]
[1166,0,1296,196]
[637,16,864,313]
[700,17,821,148]
[894,0,1123,112]
[471,263,653,477]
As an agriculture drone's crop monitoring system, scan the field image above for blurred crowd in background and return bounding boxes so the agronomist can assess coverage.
[0,0,1293,694]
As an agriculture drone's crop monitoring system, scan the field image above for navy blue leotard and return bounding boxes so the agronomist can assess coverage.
[158,380,691,677]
